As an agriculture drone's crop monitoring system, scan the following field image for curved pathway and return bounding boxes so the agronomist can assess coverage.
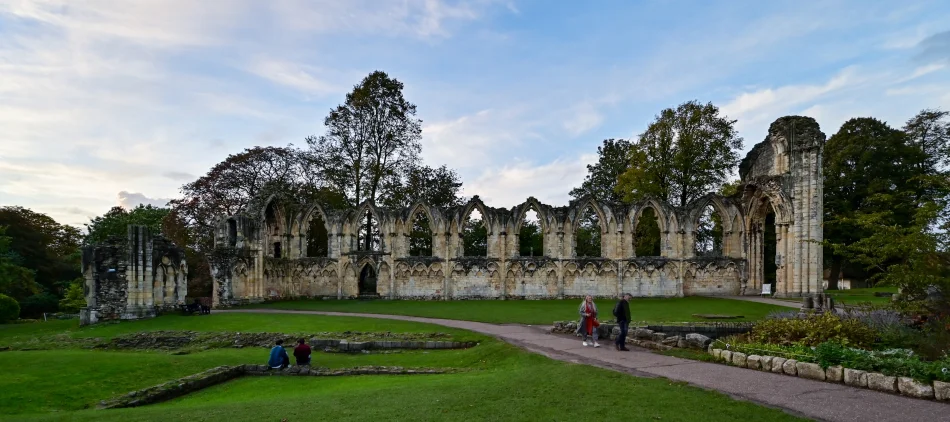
[220,309,946,422]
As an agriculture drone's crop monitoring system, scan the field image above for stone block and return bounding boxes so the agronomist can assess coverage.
[676,339,687,348]
[760,356,773,372]
[771,357,786,374]
[720,350,732,363]
[843,369,867,388]
[746,355,761,370]
[867,373,897,393]
[796,362,825,381]
[731,352,747,367]
[934,381,950,401]
[825,366,843,383]
[684,333,712,349]
[661,336,681,347]
[782,359,798,376]
[897,377,934,399]
[711,348,722,359]
[633,328,654,339]
[651,333,667,342]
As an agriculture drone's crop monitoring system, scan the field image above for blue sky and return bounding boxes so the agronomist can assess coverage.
[1,0,949,227]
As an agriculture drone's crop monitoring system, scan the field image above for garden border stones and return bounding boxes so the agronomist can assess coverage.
[98,365,450,409]
[709,347,947,402]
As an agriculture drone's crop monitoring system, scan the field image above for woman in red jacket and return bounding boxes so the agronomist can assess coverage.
[575,295,600,347]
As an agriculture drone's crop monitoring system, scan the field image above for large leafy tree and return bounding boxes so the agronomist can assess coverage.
[168,146,345,295]
[84,204,170,245]
[823,117,932,289]
[307,71,422,209]
[617,101,743,207]
[0,207,81,297]
[569,139,631,204]
[0,226,41,301]
[307,71,423,250]
[379,164,465,210]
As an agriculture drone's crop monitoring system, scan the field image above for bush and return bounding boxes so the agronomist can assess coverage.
[18,292,59,318]
[0,293,19,323]
[58,278,86,313]
[750,312,878,348]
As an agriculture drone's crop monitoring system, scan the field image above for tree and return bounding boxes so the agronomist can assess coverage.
[617,101,743,207]
[0,294,19,323]
[519,221,543,257]
[168,146,344,295]
[308,71,422,207]
[379,164,465,210]
[0,207,81,296]
[823,117,930,289]
[569,139,632,204]
[0,226,41,301]
[84,204,170,245]
[307,71,422,250]
[58,277,86,313]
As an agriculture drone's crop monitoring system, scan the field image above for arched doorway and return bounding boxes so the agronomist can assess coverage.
[358,264,378,296]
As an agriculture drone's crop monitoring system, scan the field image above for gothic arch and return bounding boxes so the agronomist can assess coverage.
[405,202,438,232]
[512,197,550,233]
[629,199,673,234]
[570,198,608,233]
[456,197,491,233]
[685,194,741,233]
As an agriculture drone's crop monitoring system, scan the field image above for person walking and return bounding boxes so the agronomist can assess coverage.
[576,295,600,347]
[612,293,632,351]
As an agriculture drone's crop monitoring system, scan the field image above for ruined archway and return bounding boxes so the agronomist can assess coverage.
[461,208,487,257]
[574,204,604,258]
[358,264,378,296]
[517,205,544,257]
[408,207,434,257]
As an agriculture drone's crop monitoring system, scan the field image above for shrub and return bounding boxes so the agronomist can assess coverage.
[0,293,19,323]
[750,312,877,348]
[58,278,86,313]
[18,293,59,318]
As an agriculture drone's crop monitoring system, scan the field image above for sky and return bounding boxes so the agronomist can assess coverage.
[1,0,949,228]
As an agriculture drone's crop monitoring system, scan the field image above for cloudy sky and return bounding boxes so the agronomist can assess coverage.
[1,0,949,227]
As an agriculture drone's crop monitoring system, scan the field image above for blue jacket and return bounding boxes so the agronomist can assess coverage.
[268,345,289,368]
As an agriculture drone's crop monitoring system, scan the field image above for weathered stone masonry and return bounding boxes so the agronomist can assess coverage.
[80,225,188,325]
[211,116,825,305]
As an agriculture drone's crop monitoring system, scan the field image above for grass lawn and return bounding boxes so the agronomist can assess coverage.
[0,313,484,348]
[246,296,786,324]
[16,351,805,422]
[825,286,899,306]
[2,312,805,421]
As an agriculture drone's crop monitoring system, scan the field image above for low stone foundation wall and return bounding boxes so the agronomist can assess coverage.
[99,365,450,409]
[707,347,950,402]
[551,321,713,350]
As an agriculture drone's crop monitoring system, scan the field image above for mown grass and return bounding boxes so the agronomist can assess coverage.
[246,296,785,324]
[825,286,899,306]
[17,351,806,422]
[0,313,484,348]
[2,312,806,421]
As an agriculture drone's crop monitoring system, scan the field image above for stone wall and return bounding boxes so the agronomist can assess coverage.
[80,225,188,325]
[210,116,824,304]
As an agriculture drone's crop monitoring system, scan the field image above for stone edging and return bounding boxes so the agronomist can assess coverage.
[707,347,950,402]
[98,365,450,409]
[315,339,477,351]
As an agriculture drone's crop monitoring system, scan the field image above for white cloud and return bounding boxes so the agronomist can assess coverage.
[464,155,597,208]
[246,60,346,97]
[117,191,171,209]
[421,107,543,171]
[562,102,605,136]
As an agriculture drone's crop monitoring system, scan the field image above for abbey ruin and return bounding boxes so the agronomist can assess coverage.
[210,116,825,305]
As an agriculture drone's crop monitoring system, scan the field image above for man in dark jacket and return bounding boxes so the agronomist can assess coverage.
[613,293,632,351]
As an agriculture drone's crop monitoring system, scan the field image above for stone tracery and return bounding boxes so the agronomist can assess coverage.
[210,116,825,305]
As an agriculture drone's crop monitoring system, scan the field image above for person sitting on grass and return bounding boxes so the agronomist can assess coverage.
[293,338,312,366]
[268,339,290,369]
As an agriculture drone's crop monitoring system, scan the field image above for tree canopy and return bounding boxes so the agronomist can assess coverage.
[569,139,631,204]
[84,204,170,245]
[617,100,743,207]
